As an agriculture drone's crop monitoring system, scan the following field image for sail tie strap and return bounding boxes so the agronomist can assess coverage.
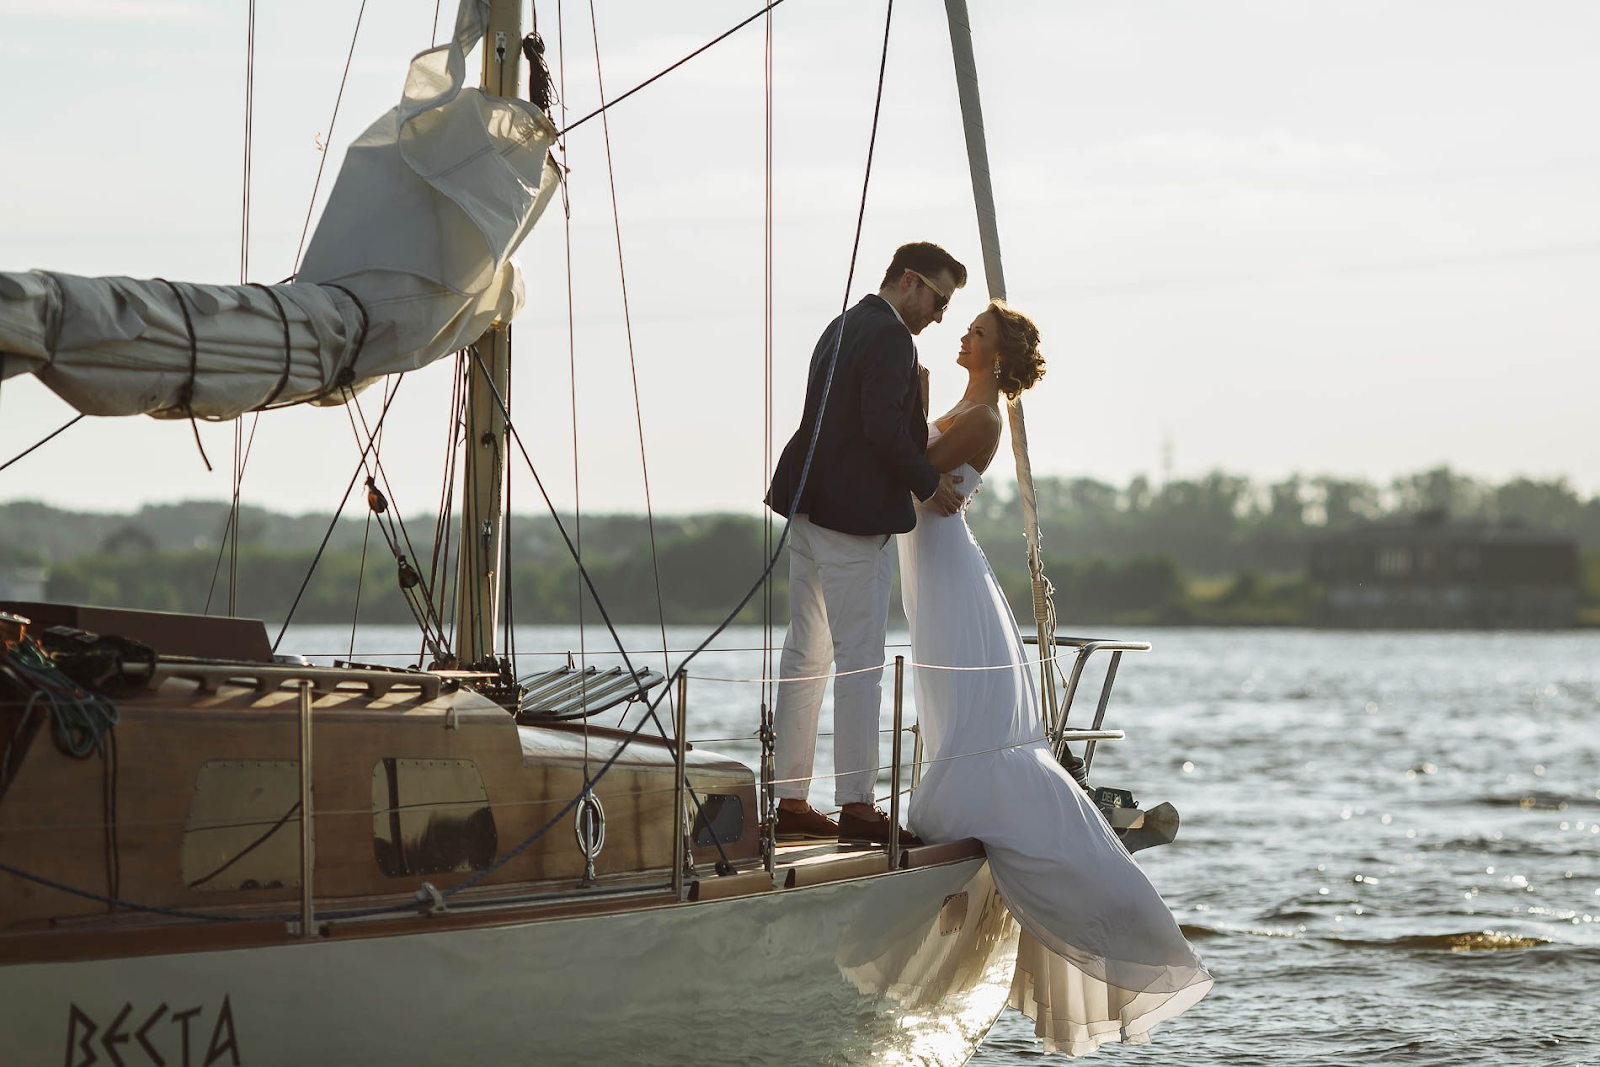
[247,282,294,409]
[315,282,367,401]
[154,278,213,472]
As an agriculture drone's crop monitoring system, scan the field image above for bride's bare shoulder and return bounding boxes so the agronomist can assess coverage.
[928,404,1002,472]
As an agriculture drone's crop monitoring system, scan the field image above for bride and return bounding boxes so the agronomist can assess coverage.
[901,300,1213,1056]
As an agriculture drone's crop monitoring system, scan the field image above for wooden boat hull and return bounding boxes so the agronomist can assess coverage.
[3,857,1019,1067]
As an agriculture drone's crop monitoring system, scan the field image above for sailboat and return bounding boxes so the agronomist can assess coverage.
[0,1,1185,1062]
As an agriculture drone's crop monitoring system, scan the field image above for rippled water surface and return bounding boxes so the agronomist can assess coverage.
[286,625,1600,1066]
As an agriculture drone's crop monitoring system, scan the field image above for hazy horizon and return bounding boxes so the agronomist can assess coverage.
[2,0,1597,518]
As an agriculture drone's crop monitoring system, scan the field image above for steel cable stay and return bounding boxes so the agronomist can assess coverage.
[552,0,596,835]
[463,346,736,877]
[202,411,264,615]
[584,0,674,737]
[345,378,399,658]
[293,0,369,275]
[445,0,898,893]
[0,414,85,475]
[269,376,407,652]
[555,0,791,137]
[758,0,778,876]
[340,388,451,658]
[0,0,903,926]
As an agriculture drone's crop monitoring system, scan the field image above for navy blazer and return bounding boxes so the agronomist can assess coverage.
[766,295,940,536]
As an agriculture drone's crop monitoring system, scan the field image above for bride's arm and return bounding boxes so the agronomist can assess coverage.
[926,406,1001,473]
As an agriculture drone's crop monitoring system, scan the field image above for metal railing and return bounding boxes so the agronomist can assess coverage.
[1024,635,1150,772]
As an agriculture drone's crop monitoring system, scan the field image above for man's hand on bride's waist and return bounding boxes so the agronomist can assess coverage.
[927,472,964,516]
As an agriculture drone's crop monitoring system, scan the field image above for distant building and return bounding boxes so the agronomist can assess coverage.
[1309,511,1578,629]
[100,525,159,556]
[0,566,47,602]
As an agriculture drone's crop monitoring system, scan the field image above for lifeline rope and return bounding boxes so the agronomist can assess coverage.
[688,645,1082,685]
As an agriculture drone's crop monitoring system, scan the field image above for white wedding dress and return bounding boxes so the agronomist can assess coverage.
[899,426,1212,1057]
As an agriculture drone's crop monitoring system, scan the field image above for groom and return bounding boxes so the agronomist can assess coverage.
[765,241,968,845]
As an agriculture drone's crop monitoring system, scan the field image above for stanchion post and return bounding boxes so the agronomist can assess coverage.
[297,680,315,937]
[672,672,689,900]
[889,655,904,864]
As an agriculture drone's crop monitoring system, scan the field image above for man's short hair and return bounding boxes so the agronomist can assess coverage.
[879,242,968,291]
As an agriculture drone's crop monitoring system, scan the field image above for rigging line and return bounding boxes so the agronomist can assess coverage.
[557,0,790,137]
[761,2,776,719]
[202,411,262,614]
[270,376,405,653]
[0,414,84,475]
[556,0,590,786]
[466,349,734,871]
[342,391,450,653]
[586,0,672,732]
[349,376,393,658]
[624,0,898,731]
[451,2,898,878]
[502,336,518,672]
[423,354,465,666]
[293,0,369,275]
[229,421,241,614]
[347,378,445,633]
[240,0,256,287]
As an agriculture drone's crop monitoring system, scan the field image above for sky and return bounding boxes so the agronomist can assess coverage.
[1,0,1597,520]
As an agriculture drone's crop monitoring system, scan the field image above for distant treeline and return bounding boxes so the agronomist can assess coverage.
[3,465,1597,627]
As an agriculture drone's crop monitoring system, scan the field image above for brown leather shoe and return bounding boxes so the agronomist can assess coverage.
[775,803,840,841]
[838,806,924,848]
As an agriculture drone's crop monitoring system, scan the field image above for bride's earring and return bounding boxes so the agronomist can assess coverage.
[992,360,1002,379]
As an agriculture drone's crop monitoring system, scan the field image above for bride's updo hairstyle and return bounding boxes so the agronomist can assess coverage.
[987,300,1046,399]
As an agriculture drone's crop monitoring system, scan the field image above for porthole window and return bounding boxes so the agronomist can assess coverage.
[372,758,497,877]
[182,761,303,892]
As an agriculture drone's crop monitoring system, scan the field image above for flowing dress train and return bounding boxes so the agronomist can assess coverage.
[900,429,1212,1056]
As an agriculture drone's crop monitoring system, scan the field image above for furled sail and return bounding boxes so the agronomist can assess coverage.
[0,0,559,420]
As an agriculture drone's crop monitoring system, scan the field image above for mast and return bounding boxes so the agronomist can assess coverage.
[943,0,1061,733]
[456,0,523,667]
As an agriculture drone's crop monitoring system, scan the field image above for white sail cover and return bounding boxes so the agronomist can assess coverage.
[0,0,559,420]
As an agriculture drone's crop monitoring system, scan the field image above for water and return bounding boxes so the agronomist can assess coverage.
[284,624,1600,1065]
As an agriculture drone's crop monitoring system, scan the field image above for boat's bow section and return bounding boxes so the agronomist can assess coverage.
[0,0,560,420]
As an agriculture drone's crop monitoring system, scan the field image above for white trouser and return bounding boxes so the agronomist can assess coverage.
[773,515,894,806]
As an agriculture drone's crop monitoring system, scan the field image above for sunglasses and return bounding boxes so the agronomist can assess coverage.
[906,269,951,313]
